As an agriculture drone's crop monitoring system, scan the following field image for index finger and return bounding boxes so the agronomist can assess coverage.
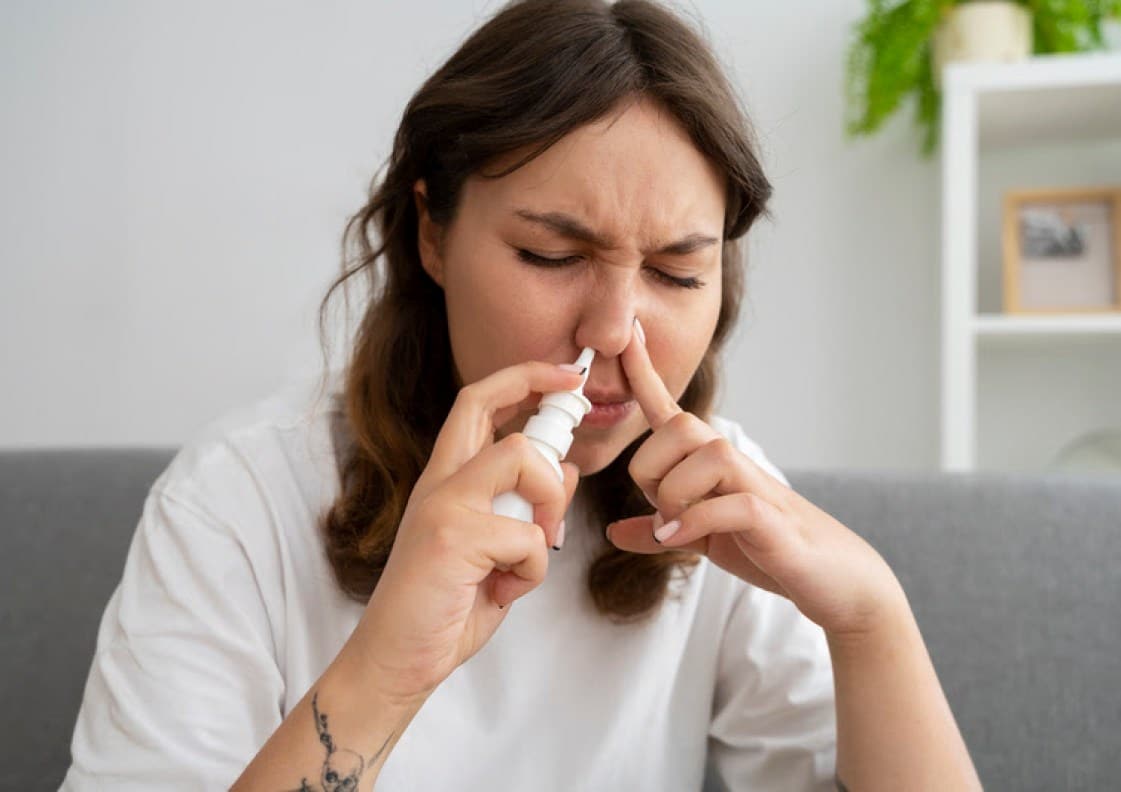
[621,316,682,431]
[427,360,587,482]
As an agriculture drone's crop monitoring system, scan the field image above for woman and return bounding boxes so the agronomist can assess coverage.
[63,1,981,790]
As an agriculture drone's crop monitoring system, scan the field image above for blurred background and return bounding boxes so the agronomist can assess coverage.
[3,0,1121,473]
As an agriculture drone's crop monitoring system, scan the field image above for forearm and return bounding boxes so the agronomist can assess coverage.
[827,595,982,792]
[231,645,426,791]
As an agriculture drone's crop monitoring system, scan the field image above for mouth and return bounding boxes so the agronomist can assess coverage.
[583,388,633,405]
[581,390,637,428]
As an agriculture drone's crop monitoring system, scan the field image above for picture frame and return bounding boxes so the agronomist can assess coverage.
[1002,186,1121,314]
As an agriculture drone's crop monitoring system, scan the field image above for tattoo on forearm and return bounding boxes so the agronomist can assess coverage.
[283,691,395,792]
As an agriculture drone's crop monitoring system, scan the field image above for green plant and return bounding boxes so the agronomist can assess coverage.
[844,0,1121,157]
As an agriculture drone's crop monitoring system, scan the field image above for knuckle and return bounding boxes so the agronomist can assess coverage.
[427,519,459,558]
[741,492,775,524]
[677,410,707,435]
[667,411,694,432]
[739,491,761,518]
[526,520,549,548]
[414,496,456,541]
[656,489,683,519]
[455,383,482,408]
[500,431,533,456]
[706,436,737,464]
[512,522,548,566]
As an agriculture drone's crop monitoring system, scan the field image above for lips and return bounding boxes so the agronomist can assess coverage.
[581,398,636,428]
[583,388,633,405]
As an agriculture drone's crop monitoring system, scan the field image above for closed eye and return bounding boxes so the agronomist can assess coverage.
[514,248,705,290]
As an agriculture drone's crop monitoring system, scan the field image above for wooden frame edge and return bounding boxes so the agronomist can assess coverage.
[1000,185,1121,315]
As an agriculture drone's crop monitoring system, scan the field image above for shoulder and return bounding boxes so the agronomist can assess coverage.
[707,413,790,487]
[150,369,346,525]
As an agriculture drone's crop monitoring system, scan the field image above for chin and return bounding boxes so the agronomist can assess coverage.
[565,449,606,477]
[565,434,630,477]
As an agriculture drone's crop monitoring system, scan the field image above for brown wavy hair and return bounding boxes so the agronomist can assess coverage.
[313,0,772,624]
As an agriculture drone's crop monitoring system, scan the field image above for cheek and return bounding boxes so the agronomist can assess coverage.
[447,253,570,368]
[484,276,569,352]
[482,256,576,338]
[652,298,720,390]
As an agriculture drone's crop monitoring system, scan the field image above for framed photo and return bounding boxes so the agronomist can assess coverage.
[1002,187,1121,314]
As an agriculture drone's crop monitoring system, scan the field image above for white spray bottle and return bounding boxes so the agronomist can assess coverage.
[491,346,596,528]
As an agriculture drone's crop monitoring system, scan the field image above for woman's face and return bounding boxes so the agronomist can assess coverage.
[414,97,726,476]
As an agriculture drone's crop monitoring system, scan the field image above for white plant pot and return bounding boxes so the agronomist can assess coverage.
[932,1,1033,89]
[1104,18,1121,51]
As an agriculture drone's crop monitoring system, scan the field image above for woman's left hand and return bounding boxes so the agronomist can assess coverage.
[606,318,908,640]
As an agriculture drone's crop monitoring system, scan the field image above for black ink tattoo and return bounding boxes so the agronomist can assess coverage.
[284,691,395,792]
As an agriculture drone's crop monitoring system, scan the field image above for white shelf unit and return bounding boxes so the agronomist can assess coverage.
[940,52,1121,471]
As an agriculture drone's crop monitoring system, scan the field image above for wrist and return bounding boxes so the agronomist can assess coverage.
[332,636,431,724]
[825,582,915,654]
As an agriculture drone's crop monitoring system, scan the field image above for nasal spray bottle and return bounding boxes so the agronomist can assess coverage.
[491,346,596,534]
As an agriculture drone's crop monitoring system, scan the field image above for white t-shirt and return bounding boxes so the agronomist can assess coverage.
[61,372,837,791]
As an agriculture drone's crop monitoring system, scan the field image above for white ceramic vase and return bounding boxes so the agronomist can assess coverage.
[932,1,1033,89]
[1050,428,1121,473]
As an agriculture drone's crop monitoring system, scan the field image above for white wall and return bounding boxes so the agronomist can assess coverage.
[1,0,941,470]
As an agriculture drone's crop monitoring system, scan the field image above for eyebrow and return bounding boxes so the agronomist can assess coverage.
[513,209,720,256]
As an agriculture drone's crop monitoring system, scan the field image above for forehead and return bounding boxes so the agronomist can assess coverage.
[461,98,726,249]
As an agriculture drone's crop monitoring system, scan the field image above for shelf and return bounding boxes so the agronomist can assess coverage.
[974,313,1121,337]
[943,52,1121,151]
[940,51,1121,471]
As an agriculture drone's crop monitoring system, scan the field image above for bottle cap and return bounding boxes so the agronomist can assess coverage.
[525,410,580,458]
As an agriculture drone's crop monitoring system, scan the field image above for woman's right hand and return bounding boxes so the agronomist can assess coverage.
[341,360,585,709]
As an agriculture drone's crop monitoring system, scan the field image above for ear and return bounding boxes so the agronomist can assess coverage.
[414,179,445,288]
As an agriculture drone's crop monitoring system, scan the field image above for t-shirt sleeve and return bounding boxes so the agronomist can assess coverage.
[704,420,838,791]
[60,484,284,790]
[704,584,838,791]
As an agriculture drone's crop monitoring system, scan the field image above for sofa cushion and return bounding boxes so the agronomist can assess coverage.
[786,469,1121,791]
[2,450,1118,790]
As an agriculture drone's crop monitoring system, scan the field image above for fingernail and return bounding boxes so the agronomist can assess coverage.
[552,519,566,551]
[633,316,646,345]
[653,518,680,544]
[558,363,585,373]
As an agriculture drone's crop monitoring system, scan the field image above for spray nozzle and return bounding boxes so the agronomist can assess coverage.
[571,346,595,392]
[524,347,596,458]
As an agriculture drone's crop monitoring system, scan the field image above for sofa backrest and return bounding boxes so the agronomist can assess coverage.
[2,449,1119,790]
[792,469,1121,791]
[2,449,175,790]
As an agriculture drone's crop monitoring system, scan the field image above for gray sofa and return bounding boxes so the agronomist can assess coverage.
[3,448,1119,791]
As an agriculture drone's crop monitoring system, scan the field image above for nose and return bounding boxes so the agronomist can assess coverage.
[572,277,642,359]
